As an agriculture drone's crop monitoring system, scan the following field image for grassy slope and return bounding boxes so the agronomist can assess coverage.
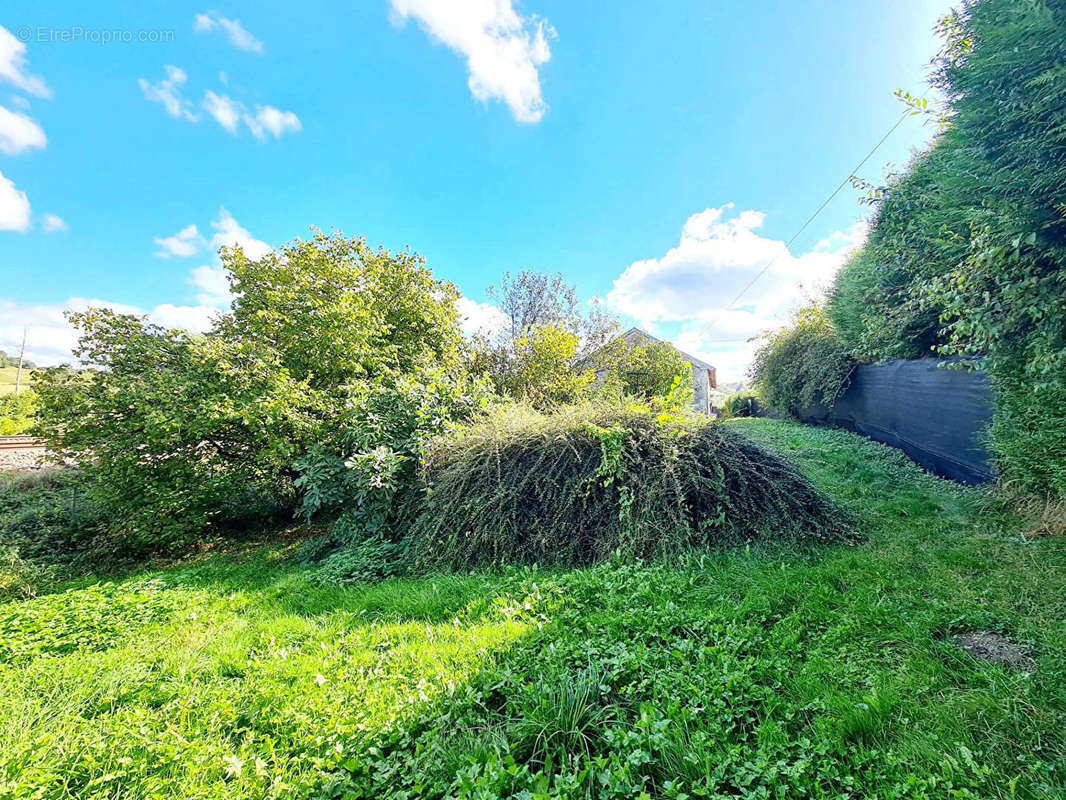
[1,419,1063,799]
[0,367,29,396]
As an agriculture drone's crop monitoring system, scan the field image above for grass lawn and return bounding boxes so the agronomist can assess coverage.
[0,367,30,396]
[1,419,1063,798]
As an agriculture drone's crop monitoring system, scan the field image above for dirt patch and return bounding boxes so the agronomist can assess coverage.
[953,631,1035,672]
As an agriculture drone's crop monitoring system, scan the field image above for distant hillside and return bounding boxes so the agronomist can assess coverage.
[0,366,32,395]
[715,381,747,395]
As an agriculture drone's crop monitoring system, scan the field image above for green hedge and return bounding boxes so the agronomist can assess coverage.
[825,0,1066,498]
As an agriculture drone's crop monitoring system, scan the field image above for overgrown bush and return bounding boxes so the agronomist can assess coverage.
[0,469,109,585]
[501,324,594,409]
[749,306,854,418]
[720,391,758,419]
[590,336,695,404]
[310,511,409,584]
[293,370,494,555]
[407,403,853,569]
[34,231,479,549]
[827,0,1066,497]
[34,315,309,545]
[0,390,35,435]
[0,546,56,601]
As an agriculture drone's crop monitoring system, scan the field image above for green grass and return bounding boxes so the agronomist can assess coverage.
[1,419,1064,798]
[0,366,29,396]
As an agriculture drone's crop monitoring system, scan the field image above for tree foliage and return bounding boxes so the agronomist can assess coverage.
[34,232,485,546]
[749,306,854,418]
[827,0,1066,496]
[507,324,594,409]
[0,391,36,435]
[591,336,695,404]
[475,270,620,402]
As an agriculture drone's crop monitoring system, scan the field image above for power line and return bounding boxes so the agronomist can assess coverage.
[726,105,916,310]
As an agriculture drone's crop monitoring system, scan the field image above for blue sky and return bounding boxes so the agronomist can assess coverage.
[0,1,951,379]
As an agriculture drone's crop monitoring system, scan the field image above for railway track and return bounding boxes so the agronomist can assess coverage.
[0,435,44,450]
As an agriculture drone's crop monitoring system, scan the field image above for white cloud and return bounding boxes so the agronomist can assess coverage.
[0,170,31,232]
[0,297,218,367]
[204,93,302,139]
[142,69,300,139]
[202,90,242,133]
[41,213,67,232]
[139,65,199,121]
[154,223,203,257]
[456,296,508,338]
[606,205,867,382]
[0,105,46,154]
[0,208,269,365]
[209,207,271,260]
[194,12,265,54]
[245,105,301,140]
[0,26,51,99]
[191,207,272,306]
[190,264,232,307]
[389,0,554,123]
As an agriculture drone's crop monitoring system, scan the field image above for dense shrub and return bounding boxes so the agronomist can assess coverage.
[407,403,852,569]
[34,231,481,548]
[720,391,758,419]
[34,313,310,545]
[826,0,1066,497]
[292,370,494,555]
[310,512,409,585]
[495,323,594,409]
[0,391,35,435]
[590,336,695,405]
[0,469,109,588]
[749,306,854,418]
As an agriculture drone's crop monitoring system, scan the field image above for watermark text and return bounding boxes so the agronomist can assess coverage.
[16,26,175,45]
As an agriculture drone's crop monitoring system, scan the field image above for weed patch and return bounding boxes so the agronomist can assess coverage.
[409,405,853,568]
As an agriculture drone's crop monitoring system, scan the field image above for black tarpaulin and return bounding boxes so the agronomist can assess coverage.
[800,359,996,485]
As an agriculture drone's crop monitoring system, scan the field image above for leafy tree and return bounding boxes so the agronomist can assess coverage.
[226,231,465,391]
[475,270,620,404]
[506,324,593,409]
[750,306,854,418]
[34,309,311,544]
[34,232,485,546]
[487,270,582,347]
[592,337,694,404]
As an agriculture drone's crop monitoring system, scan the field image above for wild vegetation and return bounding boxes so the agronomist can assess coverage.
[26,235,715,568]
[750,306,854,417]
[0,392,34,435]
[0,362,36,434]
[718,390,758,419]
[752,0,1066,500]
[4,2,1063,796]
[33,232,490,550]
[471,270,694,409]
[408,403,850,570]
[2,420,1063,799]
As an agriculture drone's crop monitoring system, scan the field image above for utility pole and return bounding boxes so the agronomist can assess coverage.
[14,328,26,395]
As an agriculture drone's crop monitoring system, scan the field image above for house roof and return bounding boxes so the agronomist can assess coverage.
[612,327,716,371]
